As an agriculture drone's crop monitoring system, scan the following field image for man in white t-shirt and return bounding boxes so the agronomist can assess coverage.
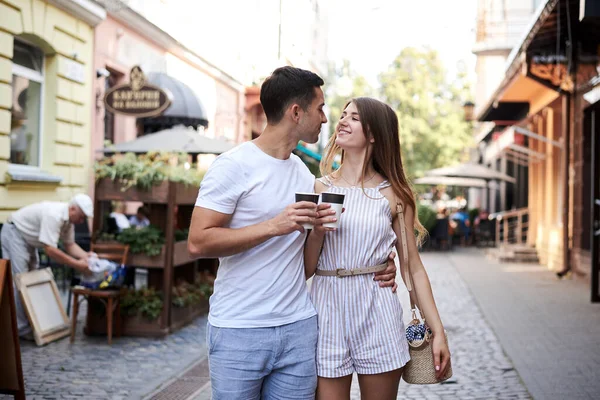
[188,66,397,399]
[1,194,94,337]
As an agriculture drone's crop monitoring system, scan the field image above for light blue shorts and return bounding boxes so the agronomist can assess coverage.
[207,315,318,400]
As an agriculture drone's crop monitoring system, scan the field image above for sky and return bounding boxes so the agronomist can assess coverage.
[325,0,478,87]
[125,0,479,88]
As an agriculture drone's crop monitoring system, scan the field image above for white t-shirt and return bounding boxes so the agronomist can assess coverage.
[195,141,317,328]
[110,212,131,231]
[10,202,75,249]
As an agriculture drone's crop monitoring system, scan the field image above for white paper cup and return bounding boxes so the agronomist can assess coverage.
[320,192,345,229]
[295,192,319,230]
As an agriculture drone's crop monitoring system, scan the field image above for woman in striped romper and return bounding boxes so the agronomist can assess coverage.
[305,97,451,399]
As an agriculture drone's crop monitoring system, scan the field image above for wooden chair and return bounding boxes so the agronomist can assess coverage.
[70,243,129,345]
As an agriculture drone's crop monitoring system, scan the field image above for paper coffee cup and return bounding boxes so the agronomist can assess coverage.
[320,192,345,229]
[295,192,319,229]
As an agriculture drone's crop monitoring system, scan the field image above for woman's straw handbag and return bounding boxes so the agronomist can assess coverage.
[396,203,453,384]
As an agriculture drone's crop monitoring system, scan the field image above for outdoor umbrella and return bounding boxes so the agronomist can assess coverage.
[414,176,488,188]
[424,163,516,183]
[101,126,235,155]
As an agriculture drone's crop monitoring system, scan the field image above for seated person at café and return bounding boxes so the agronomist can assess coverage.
[452,207,471,245]
[109,201,130,232]
[129,206,150,229]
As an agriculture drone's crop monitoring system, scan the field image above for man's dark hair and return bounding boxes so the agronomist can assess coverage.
[260,66,324,124]
[137,206,150,218]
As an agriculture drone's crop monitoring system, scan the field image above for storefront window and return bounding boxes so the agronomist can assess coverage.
[10,40,43,167]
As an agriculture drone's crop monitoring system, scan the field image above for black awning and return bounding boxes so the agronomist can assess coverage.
[140,72,209,133]
[479,102,530,122]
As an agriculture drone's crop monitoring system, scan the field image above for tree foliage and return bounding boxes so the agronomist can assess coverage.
[379,47,473,178]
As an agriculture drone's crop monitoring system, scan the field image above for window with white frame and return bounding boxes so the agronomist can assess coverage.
[10,40,43,167]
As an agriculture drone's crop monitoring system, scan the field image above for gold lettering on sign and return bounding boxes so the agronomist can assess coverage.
[103,66,172,118]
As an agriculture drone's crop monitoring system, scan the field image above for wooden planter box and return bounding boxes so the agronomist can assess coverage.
[175,184,199,205]
[125,241,194,268]
[127,245,167,268]
[92,176,210,338]
[121,314,168,337]
[95,178,170,203]
[95,178,198,205]
[83,299,168,337]
[170,298,209,333]
[85,294,208,338]
[173,240,197,266]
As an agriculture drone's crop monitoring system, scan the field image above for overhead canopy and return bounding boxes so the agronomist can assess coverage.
[425,162,516,183]
[140,72,209,132]
[483,126,551,165]
[101,126,234,155]
[478,101,530,122]
[476,0,600,123]
[414,176,488,188]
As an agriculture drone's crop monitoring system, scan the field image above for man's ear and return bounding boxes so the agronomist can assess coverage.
[290,104,302,123]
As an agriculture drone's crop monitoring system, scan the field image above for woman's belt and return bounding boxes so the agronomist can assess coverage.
[315,262,387,278]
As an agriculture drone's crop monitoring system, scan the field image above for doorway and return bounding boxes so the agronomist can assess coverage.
[587,101,600,302]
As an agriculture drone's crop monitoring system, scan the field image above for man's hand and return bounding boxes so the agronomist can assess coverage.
[374,252,398,292]
[312,203,337,235]
[75,259,93,277]
[267,201,318,236]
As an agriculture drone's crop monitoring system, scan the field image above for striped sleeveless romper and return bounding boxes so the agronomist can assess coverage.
[310,176,410,378]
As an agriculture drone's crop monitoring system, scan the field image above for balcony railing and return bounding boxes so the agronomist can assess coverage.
[475,9,535,45]
[489,207,529,247]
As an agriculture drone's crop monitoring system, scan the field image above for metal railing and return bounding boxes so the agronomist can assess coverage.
[489,207,530,247]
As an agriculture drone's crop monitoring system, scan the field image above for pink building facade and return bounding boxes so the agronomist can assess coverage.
[91,12,247,198]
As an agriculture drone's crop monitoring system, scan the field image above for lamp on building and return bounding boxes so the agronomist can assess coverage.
[463,101,475,122]
[97,68,111,79]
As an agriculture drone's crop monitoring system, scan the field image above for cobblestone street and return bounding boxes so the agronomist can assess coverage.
[191,251,531,400]
[7,249,600,399]
[1,309,208,400]
[351,251,530,399]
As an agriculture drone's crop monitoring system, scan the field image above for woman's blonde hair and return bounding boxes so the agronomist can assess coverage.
[320,97,426,244]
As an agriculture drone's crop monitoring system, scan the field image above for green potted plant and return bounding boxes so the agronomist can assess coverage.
[117,226,165,257]
[120,287,164,335]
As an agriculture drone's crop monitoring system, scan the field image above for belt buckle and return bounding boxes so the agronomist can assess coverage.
[336,268,345,278]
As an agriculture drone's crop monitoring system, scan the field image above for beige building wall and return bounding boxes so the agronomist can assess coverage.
[0,0,100,222]
[472,0,538,116]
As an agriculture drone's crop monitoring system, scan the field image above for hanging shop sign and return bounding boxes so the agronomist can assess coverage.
[104,66,172,118]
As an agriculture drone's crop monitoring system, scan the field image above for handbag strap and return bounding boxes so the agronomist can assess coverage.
[397,202,421,320]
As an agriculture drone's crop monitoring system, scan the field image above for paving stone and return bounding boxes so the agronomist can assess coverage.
[16,248,594,400]
[0,303,208,399]
[346,251,531,400]
[451,249,600,400]
[188,252,531,400]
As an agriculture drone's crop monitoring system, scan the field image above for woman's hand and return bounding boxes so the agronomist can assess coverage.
[313,203,337,234]
[431,332,451,380]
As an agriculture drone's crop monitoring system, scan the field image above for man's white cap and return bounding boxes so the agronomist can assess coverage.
[71,194,94,217]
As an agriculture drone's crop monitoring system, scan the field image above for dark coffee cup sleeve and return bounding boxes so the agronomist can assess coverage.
[321,193,345,204]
